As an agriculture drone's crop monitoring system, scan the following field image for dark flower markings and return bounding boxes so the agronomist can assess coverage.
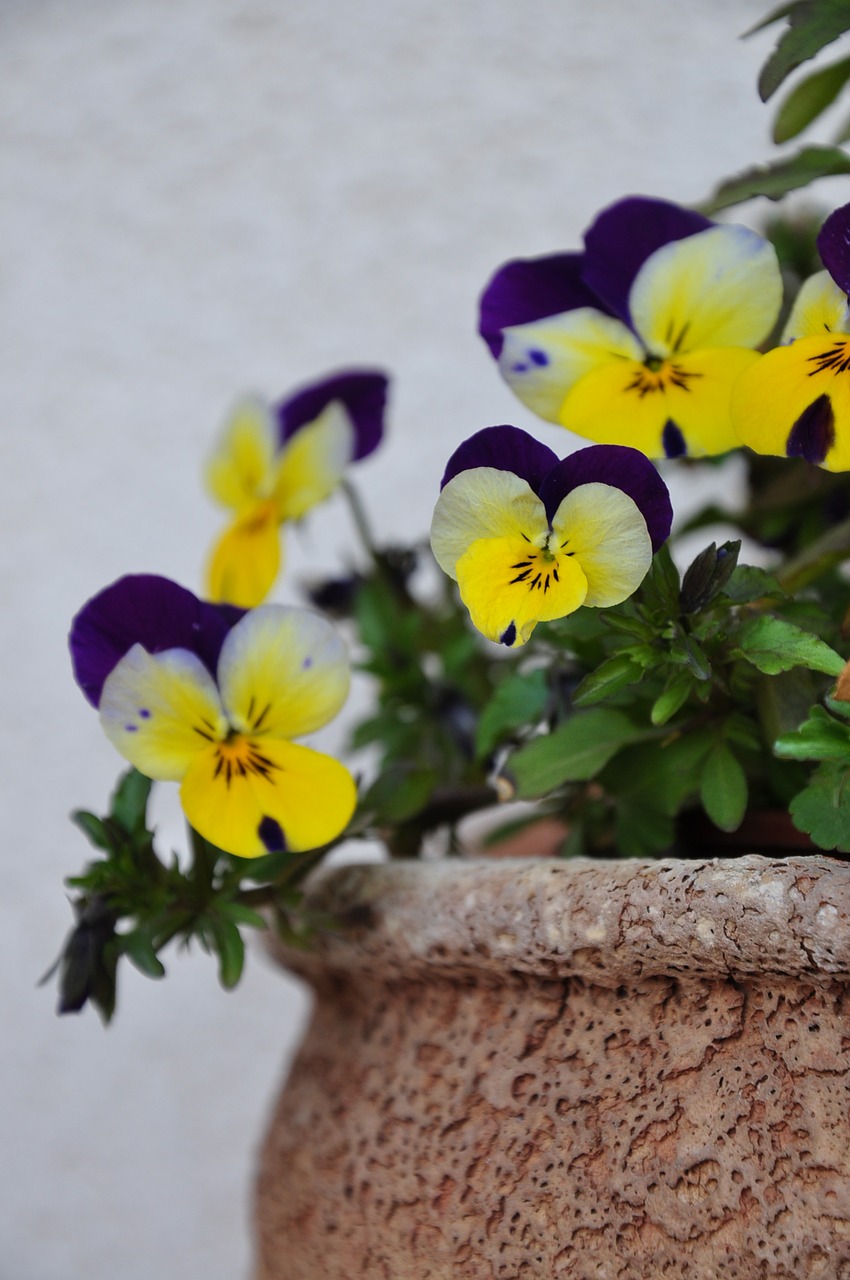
[807,341,850,376]
[212,740,281,789]
[662,419,687,458]
[192,694,282,789]
[625,362,702,399]
[786,394,836,465]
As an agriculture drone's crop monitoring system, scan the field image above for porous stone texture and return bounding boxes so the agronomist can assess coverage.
[255,857,850,1278]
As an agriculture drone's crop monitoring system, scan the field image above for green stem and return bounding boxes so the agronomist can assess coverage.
[775,513,850,593]
[341,478,379,563]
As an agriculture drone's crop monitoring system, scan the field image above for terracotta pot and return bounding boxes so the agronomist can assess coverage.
[255,855,850,1279]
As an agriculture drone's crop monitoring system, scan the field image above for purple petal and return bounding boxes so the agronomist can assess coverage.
[538,444,672,551]
[817,202,850,296]
[440,425,560,495]
[582,196,713,327]
[478,253,598,358]
[276,369,388,461]
[70,574,244,707]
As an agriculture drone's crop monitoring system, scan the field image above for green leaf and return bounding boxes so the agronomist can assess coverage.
[474,668,549,758]
[209,916,246,989]
[734,615,845,675]
[681,634,713,682]
[122,929,166,979]
[744,2,799,37]
[361,764,438,822]
[789,760,850,848]
[572,653,646,707]
[700,742,749,832]
[510,709,648,798]
[775,703,850,758]
[110,768,153,834]
[651,671,693,726]
[613,802,675,859]
[773,53,850,139]
[71,810,113,851]
[700,144,850,213]
[220,901,269,930]
[638,544,680,617]
[757,0,850,101]
[722,564,782,604]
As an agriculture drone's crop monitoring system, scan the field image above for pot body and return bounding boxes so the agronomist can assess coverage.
[255,856,850,1280]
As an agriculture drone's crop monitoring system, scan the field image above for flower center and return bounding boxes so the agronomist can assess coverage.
[509,532,573,594]
[212,734,281,788]
[626,359,701,398]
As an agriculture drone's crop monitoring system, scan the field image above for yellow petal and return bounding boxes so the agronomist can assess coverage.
[205,396,278,512]
[180,736,357,857]
[551,483,652,607]
[782,270,850,342]
[274,402,354,520]
[217,605,350,740]
[498,309,643,422]
[206,501,282,608]
[630,224,782,356]
[561,347,760,458]
[430,467,549,579]
[455,534,588,647]
[731,336,850,471]
[99,644,228,780]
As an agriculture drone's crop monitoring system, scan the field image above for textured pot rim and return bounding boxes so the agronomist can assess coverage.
[269,854,850,986]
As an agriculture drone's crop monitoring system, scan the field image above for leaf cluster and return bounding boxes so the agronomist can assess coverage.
[702,1,850,213]
[488,540,846,858]
[51,768,333,1021]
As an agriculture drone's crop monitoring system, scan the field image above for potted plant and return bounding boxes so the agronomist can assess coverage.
[49,5,850,1276]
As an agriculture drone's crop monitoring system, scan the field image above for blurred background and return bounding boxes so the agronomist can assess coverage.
[2,1,841,1276]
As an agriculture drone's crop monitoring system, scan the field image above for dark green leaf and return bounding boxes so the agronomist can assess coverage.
[510,709,648,798]
[71,810,113,852]
[613,802,675,858]
[773,53,850,139]
[734,615,845,675]
[681,634,713,681]
[361,765,438,822]
[775,703,850,758]
[209,916,246,989]
[700,742,749,832]
[757,0,850,101]
[122,929,166,979]
[474,669,549,758]
[220,902,268,930]
[700,144,850,213]
[110,768,153,834]
[789,760,850,848]
[638,544,680,617]
[572,653,646,707]
[744,2,799,37]
[651,671,693,726]
[722,564,782,604]
[679,541,740,613]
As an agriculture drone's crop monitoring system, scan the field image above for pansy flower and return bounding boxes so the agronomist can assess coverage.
[206,369,388,607]
[731,202,850,471]
[430,425,672,647]
[479,196,783,459]
[70,575,357,857]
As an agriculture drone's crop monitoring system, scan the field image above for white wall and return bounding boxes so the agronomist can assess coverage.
[1,1,832,1276]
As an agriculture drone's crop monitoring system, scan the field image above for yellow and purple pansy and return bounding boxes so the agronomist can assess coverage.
[69,575,357,858]
[732,202,850,471]
[206,368,388,608]
[479,196,783,460]
[430,425,672,647]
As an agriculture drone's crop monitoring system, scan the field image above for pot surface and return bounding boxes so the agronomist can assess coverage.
[255,856,850,1279]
